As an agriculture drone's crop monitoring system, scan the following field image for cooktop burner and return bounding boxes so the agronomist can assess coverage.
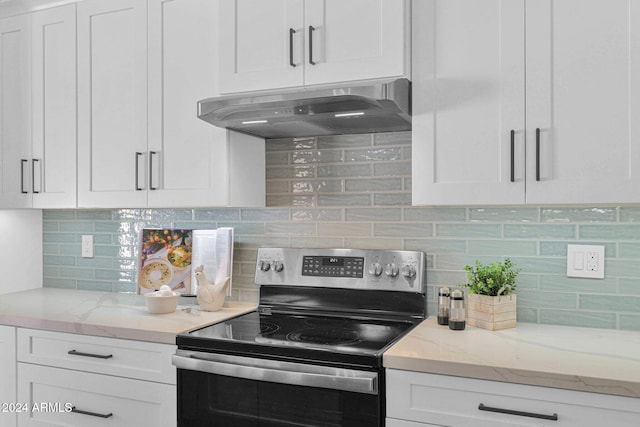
[286,327,360,345]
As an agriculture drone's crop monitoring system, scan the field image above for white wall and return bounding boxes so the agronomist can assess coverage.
[0,210,42,294]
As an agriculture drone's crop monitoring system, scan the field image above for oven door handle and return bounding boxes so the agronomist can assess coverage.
[172,351,378,395]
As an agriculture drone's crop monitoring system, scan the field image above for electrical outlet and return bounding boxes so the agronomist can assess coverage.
[567,244,604,279]
[82,235,94,258]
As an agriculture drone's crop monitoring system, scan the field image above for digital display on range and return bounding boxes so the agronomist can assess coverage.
[302,256,364,278]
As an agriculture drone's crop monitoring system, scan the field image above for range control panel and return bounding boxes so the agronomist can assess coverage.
[255,248,426,293]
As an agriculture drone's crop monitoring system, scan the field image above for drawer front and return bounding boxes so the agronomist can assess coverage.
[17,363,175,427]
[387,418,444,427]
[387,369,640,427]
[17,328,176,384]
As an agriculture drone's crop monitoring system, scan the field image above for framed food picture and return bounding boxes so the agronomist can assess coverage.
[138,228,193,295]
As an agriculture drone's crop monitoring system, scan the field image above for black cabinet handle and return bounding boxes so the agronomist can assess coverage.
[20,159,29,194]
[32,159,40,193]
[135,152,143,190]
[510,130,515,182]
[289,28,296,67]
[309,26,316,65]
[149,151,158,190]
[71,406,113,419]
[68,349,113,359]
[478,403,558,421]
[535,128,541,181]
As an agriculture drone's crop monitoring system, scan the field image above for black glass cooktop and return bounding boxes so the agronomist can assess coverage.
[178,310,419,368]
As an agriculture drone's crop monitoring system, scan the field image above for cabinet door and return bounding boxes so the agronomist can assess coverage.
[219,0,303,93]
[148,0,234,207]
[304,0,409,86]
[77,0,148,208]
[31,5,76,208]
[0,326,16,427]
[0,14,32,208]
[412,0,526,206]
[525,0,640,204]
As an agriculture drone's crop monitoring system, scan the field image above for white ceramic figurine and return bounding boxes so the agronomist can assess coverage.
[194,265,230,312]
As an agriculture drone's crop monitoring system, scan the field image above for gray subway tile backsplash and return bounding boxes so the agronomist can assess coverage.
[42,131,640,331]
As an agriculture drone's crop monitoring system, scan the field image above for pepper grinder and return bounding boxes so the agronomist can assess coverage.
[437,287,450,325]
[449,289,466,330]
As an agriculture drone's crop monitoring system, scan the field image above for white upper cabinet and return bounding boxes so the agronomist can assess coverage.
[77,0,148,208]
[412,0,525,205]
[219,0,410,94]
[78,0,265,208]
[0,5,76,209]
[413,0,640,206]
[524,0,640,204]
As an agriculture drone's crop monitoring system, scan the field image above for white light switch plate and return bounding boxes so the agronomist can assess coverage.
[567,244,604,279]
[82,235,94,258]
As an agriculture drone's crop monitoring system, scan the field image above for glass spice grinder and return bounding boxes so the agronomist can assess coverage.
[437,287,450,325]
[449,289,466,330]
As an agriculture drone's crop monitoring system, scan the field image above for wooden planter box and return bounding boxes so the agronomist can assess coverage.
[467,294,516,331]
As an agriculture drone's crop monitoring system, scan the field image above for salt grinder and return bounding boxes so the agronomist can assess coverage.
[448,289,466,330]
[437,287,450,325]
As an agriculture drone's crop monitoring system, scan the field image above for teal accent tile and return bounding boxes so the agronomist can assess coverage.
[346,147,401,162]
[469,208,539,223]
[435,255,501,271]
[59,268,95,280]
[540,309,617,329]
[317,164,372,178]
[580,295,640,313]
[43,278,76,289]
[319,223,372,237]
[619,207,640,222]
[43,221,59,232]
[113,282,137,293]
[234,236,290,249]
[291,209,342,222]
[267,165,316,179]
[76,210,113,220]
[291,237,345,248]
[541,207,617,223]
[194,209,240,221]
[404,239,463,253]
[516,290,577,309]
[618,243,640,258]
[539,275,618,294]
[374,161,411,177]
[267,137,314,151]
[539,241,617,257]
[173,221,217,230]
[94,221,125,233]
[78,280,116,292]
[217,222,265,235]
[345,208,402,222]
[43,244,59,255]
[43,266,59,277]
[516,307,538,323]
[344,237,404,250]
[43,255,76,267]
[605,259,640,277]
[580,225,640,240]
[374,193,411,206]
[468,240,537,256]
[318,194,371,207]
[94,245,121,257]
[59,245,80,256]
[345,178,402,192]
[508,257,567,275]
[404,177,411,191]
[436,224,502,238]
[514,274,538,290]
[291,179,342,193]
[292,150,343,164]
[266,223,316,235]
[95,269,135,281]
[240,209,289,221]
[43,233,76,243]
[404,207,466,222]
[266,151,289,166]
[504,224,576,239]
[267,195,315,207]
[43,210,76,220]
[374,223,431,237]
[318,134,372,148]
[76,257,114,268]
[619,279,640,295]
[374,131,411,146]
[620,314,640,331]
[425,271,467,286]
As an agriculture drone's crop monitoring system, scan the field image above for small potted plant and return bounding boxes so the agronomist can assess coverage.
[461,258,520,331]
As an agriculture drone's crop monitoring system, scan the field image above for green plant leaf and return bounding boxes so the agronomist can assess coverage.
[461,258,521,296]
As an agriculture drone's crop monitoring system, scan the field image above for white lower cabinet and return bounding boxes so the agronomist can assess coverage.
[386,369,640,427]
[0,326,17,427]
[16,329,176,427]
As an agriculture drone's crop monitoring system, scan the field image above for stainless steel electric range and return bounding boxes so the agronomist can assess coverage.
[173,248,426,427]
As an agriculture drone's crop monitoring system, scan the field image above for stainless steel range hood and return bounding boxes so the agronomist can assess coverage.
[197,78,411,139]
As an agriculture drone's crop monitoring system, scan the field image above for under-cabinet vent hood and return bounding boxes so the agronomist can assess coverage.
[197,78,411,139]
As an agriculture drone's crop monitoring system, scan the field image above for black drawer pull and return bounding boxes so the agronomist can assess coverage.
[510,129,515,182]
[68,349,113,359]
[479,403,558,421]
[71,406,113,419]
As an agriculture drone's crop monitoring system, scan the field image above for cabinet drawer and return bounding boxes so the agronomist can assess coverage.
[17,328,175,384]
[17,363,175,427]
[387,369,640,427]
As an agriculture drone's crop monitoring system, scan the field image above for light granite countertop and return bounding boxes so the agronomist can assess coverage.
[384,318,640,398]
[0,288,256,344]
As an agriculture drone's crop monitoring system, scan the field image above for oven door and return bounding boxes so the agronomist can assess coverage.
[172,350,381,427]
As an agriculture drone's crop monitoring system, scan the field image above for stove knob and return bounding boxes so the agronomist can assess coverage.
[401,264,416,279]
[384,263,399,277]
[259,260,271,272]
[368,262,383,277]
[273,261,284,272]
